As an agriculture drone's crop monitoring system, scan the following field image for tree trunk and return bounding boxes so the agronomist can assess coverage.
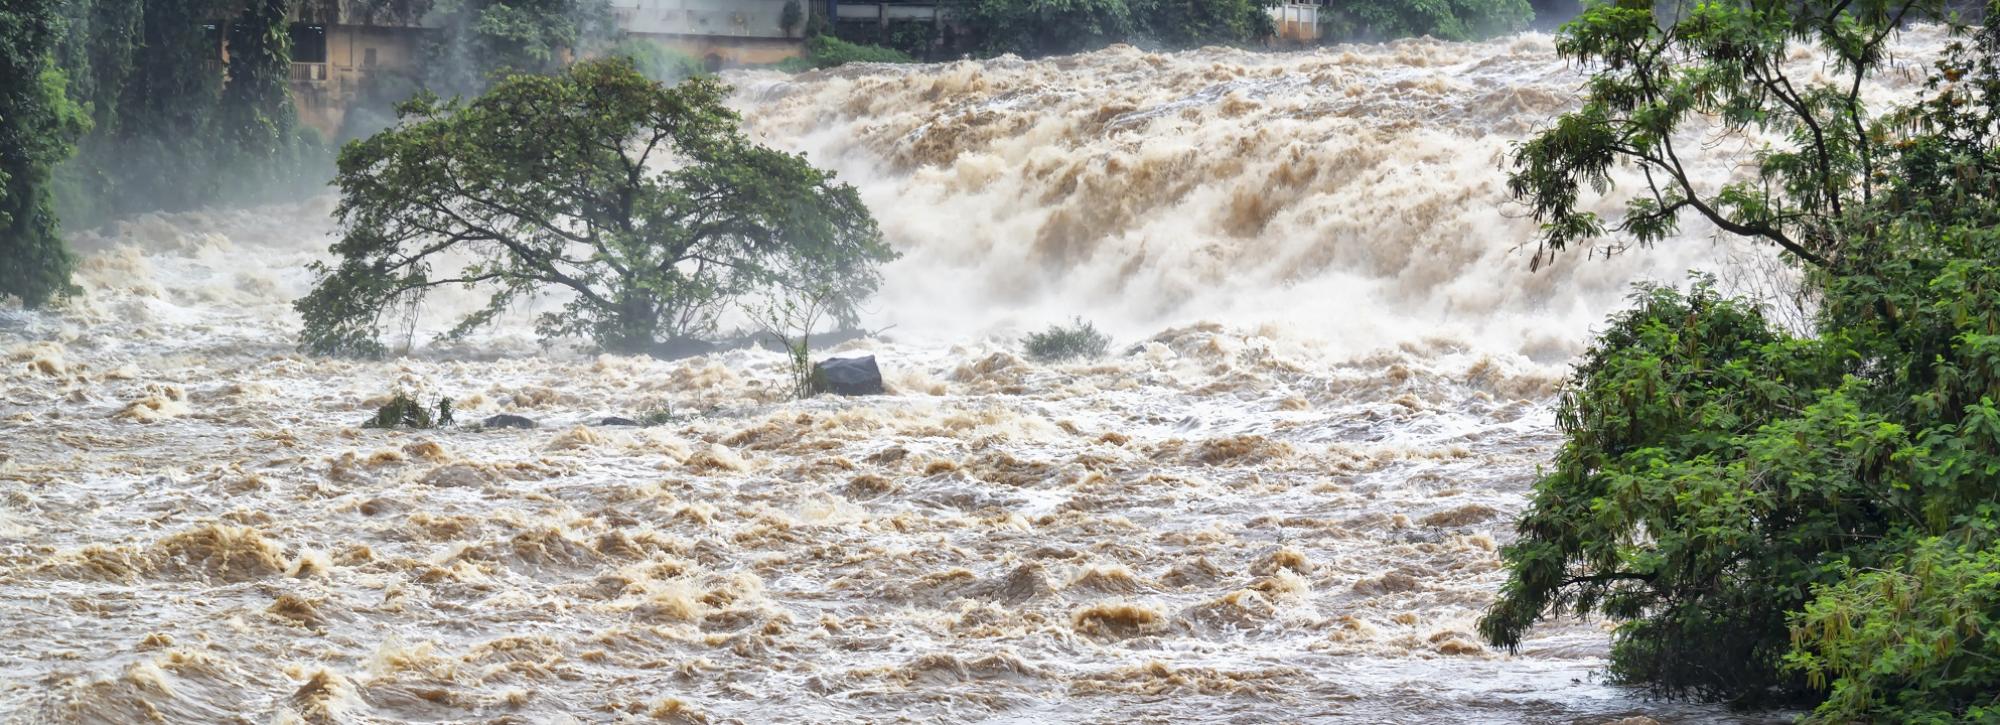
[604,293,660,354]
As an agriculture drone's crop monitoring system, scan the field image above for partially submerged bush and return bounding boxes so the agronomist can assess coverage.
[1023,318,1111,363]
[639,405,678,426]
[364,393,454,429]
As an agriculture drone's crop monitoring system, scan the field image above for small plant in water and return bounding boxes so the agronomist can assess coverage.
[748,283,837,400]
[1023,318,1110,362]
[364,392,455,429]
[639,405,678,426]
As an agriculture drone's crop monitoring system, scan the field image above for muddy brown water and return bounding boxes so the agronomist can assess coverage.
[3,27,1954,723]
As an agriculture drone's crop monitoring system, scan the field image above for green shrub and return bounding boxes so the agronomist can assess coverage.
[777,35,915,71]
[1478,278,1852,700]
[364,393,455,429]
[1023,318,1111,363]
[1486,224,2000,716]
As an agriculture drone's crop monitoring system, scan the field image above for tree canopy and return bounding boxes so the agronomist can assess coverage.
[1320,0,1534,41]
[296,58,896,357]
[426,0,611,96]
[960,0,1279,57]
[1483,0,2000,718]
[1505,0,1937,270]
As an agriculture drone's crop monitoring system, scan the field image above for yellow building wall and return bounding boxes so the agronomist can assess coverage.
[288,25,802,139]
[630,34,804,67]
[291,25,426,140]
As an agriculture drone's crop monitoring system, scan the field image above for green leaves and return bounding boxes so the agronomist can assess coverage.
[1787,540,2000,723]
[1486,5,2000,713]
[961,0,1287,58]
[1330,0,1532,42]
[297,58,896,358]
[426,0,610,96]
[1509,0,1947,270]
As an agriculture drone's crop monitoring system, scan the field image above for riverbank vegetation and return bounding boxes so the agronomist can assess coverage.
[54,0,321,225]
[830,0,1534,61]
[1481,0,2000,719]
[776,34,917,70]
[2,0,322,310]
[1,0,87,308]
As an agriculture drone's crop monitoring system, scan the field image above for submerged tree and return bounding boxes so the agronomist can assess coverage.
[296,58,896,357]
[1,0,89,307]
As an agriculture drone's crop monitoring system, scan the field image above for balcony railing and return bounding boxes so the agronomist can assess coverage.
[290,62,328,82]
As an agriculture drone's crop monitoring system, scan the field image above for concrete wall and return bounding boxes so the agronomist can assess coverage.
[609,0,801,39]
[625,34,804,68]
[287,0,807,138]
[1270,3,1321,44]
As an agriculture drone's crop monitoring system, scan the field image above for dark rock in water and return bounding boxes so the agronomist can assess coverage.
[814,356,884,396]
[482,414,538,430]
[598,416,640,426]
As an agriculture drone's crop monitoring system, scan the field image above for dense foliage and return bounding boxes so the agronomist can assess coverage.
[1319,0,1533,41]
[953,0,1531,55]
[826,18,942,59]
[1,0,88,307]
[49,0,321,224]
[1483,0,2000,718]
[218,0,316,193]
[426,0,610,96]
[297,59,896,357]
[961,0,1278,57]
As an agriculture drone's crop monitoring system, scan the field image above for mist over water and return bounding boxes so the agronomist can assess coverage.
[732,30,1945,358]
[0,28,1956,723]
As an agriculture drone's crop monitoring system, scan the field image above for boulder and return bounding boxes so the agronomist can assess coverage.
[813,356,884,396]
[598,416,641,426]
[481,414,538,430]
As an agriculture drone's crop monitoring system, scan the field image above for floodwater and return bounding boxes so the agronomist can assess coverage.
[0,26,1954,724]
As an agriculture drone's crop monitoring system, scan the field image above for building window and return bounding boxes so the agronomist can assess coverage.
[363,47,377,66]
[290,24,327,63]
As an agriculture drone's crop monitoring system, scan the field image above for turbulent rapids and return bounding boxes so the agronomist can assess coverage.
[0,29,1954,723]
